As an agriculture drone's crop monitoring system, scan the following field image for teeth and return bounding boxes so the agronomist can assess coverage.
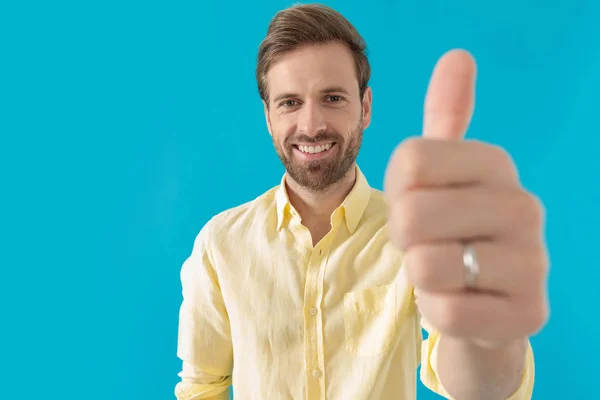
[298,143,333,154]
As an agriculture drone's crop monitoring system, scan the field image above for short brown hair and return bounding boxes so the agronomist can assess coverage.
[256,3,371,105]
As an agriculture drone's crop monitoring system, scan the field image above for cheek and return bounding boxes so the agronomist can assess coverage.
[270,129,290,150]
[271,119,295,143]
[329,107,361,131]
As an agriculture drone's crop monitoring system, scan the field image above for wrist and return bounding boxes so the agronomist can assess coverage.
[437,335,528,400]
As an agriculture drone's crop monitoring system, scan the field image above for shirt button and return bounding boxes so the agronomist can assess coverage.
[309,308,318,316]
[312,369,321,378]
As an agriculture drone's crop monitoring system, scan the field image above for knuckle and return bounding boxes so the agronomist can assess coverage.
[490,144,517,175]
[406,250,436,289]
[489,144,518,179]
[391,193,423,248]
[510,191,545,229]
[397,138,429,188]
[523,301,550,334]
[388,206,408,249]
[433,300,463,334]
[528,246,550,281]
[525,193,545,229]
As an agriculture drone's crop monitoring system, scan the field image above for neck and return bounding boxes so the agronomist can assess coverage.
[285,165,357,226]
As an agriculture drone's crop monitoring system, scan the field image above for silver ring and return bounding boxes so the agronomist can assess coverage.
[462,243,480,288]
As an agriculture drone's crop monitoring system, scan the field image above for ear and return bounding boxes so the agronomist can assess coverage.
[263,100,273,137]
[361,86,373,130]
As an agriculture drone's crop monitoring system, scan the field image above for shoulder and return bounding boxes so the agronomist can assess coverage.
[197,185,279,245]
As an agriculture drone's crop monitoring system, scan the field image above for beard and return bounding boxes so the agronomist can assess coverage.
[273,117,363,192]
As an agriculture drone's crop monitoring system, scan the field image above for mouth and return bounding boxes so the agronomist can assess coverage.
[292,142,337,161]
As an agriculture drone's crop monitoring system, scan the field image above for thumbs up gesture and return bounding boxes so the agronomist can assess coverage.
[384,50,549,348]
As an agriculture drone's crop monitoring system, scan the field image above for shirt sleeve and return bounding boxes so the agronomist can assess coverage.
[419,312,535,399]
[174,223,233,400]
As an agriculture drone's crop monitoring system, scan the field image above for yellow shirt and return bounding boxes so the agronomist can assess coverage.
[174,166,534,400]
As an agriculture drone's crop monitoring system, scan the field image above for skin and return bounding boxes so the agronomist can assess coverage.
[264,43,549,399]
[263,42,372,244]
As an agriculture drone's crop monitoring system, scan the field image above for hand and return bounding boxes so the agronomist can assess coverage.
[384,50,549,348]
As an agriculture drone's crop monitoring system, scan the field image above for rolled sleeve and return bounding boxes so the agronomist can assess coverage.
[175,223,233,399]
[420,329,535,400]
[174,362,231,400]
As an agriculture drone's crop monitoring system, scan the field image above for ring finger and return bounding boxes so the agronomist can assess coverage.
[404,240,547,295]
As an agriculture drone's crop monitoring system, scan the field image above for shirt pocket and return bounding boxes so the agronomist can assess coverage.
[343,283,397,357]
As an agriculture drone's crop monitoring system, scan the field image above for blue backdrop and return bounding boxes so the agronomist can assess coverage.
[2,0,598,399]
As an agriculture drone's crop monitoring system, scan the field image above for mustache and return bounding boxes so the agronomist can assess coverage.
[285,132,343,146]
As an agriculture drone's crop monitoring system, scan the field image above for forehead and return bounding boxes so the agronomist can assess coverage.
[266,42,359,97]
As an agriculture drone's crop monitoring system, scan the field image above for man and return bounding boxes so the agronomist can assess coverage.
[174,4,549,400]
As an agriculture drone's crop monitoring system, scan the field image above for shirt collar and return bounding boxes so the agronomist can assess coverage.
[275,165,371,234]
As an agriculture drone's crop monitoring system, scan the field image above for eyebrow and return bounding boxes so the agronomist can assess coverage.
[271,86,351,104]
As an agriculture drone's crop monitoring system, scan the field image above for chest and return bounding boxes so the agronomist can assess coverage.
[218,226,406,325]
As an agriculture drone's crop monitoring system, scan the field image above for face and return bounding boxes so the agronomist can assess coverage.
[264,41,372,192]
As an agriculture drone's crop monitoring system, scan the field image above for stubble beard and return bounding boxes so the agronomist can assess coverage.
[274,118,363,193]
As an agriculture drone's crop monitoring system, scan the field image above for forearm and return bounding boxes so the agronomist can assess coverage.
[436,336,527,400]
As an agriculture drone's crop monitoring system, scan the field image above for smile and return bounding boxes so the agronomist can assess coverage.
[295,143,334,154]
[293,142,337,160]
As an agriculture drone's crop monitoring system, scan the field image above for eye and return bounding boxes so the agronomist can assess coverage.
[326,95,343,103]
[280,100,299,108]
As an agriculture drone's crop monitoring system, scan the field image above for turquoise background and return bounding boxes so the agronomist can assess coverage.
[1,0,598,398]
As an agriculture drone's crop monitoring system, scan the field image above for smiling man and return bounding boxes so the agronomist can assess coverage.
[174,4,548,400]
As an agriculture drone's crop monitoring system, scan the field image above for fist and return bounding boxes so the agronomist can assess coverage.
[384,50,549,347]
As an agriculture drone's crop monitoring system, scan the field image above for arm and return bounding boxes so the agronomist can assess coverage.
[385,48,546,400]
[175,362,231,400]
[420,317,535,400]
[436,335,530,400]
[174,224,233,400]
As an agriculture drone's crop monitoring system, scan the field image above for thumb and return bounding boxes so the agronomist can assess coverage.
[422,49,477,140]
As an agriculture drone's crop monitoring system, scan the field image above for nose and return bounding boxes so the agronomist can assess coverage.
[297,102,327,137]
